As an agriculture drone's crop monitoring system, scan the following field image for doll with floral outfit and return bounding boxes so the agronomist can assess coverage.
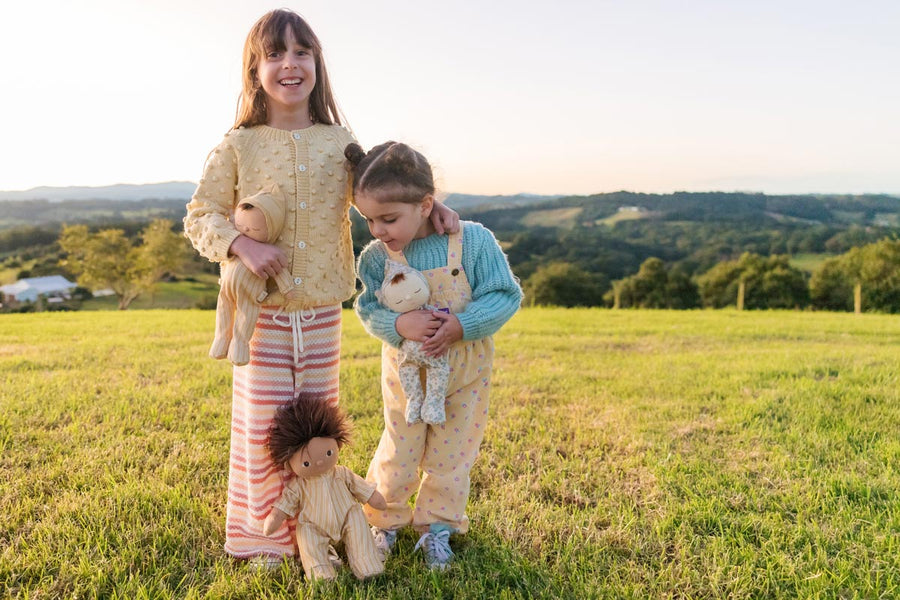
[377,259,450,425]
[209,187,298,366]
[263,395,387,580]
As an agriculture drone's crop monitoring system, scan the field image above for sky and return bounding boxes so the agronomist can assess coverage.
[0,0,898,196]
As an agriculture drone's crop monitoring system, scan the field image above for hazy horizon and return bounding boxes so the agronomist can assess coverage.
[2,181,898,202]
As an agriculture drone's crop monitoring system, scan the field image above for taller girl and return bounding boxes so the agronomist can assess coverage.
[184,9,457,563]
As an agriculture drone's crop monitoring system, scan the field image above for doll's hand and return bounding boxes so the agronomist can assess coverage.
[430,202,459,235]
[230,235,288,280]
[262,507,289,536]
[396,310,441,342]
[366,490,387,511]
[422,312,463,357]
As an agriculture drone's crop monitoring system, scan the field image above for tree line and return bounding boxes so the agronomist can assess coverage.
[3,191,899,312]
[523,237,900,313]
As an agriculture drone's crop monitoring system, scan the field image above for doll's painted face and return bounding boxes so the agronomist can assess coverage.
[380,270,430,313]
[234,203,269,242]
[287,437,339,478]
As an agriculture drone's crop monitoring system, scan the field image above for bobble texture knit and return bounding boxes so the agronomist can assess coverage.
[184,124,357,310]
[355,221,522,346]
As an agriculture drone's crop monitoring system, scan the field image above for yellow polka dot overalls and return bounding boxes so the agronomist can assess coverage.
[364,224,494,534]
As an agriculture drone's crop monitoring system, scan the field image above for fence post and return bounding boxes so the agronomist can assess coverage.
[613,286,621,310]
[737,281,745,311]
[854,282,861,314]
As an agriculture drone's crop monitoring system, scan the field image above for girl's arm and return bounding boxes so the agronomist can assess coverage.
[356,243,445,345]
[184,135,287,278]
[183,137,242,263]
[354,242,405,347]
[444,222,523,341]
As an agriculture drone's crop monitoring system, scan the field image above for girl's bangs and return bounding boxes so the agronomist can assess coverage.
[256,13,319,54]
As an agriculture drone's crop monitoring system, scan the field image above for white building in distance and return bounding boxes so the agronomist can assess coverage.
[0,275,77,304]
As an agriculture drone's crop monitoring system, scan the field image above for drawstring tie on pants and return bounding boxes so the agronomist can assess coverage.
[272,307,317,368]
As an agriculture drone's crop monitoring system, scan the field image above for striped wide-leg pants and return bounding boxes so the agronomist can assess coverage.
[224,304,342,559]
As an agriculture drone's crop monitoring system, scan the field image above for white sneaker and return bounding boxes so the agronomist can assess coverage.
[414,528,453,570]
[248,555,283,570]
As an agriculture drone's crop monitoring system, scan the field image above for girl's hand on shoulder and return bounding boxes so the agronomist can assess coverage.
[430,202,459,235]
[229,235,288,279]
[395,310,441,342]
[422,312,463,356]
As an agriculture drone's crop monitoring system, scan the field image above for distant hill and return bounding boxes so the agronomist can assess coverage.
[0,182,196,202]
[465,191,900,232]
[442,193,562,210]
[0,184,562,207]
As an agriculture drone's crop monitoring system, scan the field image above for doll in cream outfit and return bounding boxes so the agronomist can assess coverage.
[209,187,298,366]
[263,396,386,580]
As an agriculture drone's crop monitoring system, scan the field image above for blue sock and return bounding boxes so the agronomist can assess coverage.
[429,523,455,535]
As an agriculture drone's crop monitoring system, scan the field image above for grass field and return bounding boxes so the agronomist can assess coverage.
[789,253,833,274]
[79,275,220,311]
[1,308,899,599]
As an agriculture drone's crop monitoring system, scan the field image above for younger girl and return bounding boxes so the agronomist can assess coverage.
[348,141,522,570]
[183,10,457,564]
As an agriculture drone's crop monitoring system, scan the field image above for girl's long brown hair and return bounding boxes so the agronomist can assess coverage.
[234,9,342,129]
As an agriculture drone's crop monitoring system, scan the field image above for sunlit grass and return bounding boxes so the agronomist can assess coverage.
[789,252,833,274]
[1,308,898,598]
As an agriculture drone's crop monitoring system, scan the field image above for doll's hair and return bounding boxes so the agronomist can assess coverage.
[344,141,435,205]
[235,9,342,129]
[266,394,352,465]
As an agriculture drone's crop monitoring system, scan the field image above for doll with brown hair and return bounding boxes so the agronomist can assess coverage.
[209,187,298,365]
[263,395,387,580]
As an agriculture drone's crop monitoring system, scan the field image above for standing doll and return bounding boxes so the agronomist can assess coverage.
[183,9,458,564]
[263,395,386,580]
[347,141,523,570]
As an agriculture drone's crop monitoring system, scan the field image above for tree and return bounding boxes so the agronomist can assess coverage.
[696,253,808,309]
[809,253,857,311]
[523,262,607,307]
[58,219,187,310]
[811,238,900,312]
[605,257,700,309]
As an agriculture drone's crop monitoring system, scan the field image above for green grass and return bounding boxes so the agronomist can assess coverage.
[789,253,833,274]
[520,207,584,229]
[2,308,899,599]
[79,276,220,310]
[596,210,653,227]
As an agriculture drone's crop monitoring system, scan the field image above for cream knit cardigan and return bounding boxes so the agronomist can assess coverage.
[184,123,357,310]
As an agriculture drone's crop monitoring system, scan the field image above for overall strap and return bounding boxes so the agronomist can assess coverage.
[382,242,408,266]
[446,222,464,270]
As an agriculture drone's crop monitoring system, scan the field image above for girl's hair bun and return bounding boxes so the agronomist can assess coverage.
[346,140,435,204]
[383,144,416,176]
[344,143,366,166]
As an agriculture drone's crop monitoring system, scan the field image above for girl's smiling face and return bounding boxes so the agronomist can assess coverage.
[257,26,317,123]
[354,191,435,252]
